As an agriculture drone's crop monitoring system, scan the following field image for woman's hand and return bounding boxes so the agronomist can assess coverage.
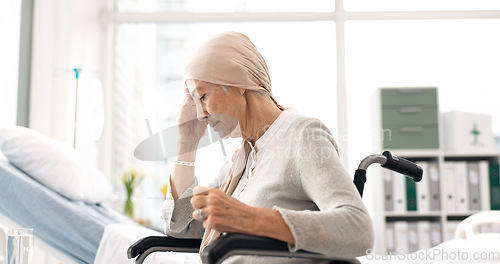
[178,88,207,143]
[190,187,295,244]
[190,187,257,233]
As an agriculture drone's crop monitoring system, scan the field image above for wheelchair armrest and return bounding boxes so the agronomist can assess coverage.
[201,233,359,264]
[127,235,201,259]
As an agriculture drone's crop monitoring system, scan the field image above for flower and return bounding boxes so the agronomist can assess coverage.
[160,182,169,199]
[121,167,146,198]
[120,167,146,218]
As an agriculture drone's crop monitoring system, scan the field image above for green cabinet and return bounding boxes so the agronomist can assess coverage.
[381,88,439,149]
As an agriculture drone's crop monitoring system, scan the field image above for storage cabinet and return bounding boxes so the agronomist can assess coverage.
[380,88,439,150]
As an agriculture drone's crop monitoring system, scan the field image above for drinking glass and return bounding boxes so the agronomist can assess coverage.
[6,228,33,264]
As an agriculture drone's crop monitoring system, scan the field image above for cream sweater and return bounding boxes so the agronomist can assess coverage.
[161,108,374,263]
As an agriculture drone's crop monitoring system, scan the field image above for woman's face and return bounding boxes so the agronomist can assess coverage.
[186,79,242,139]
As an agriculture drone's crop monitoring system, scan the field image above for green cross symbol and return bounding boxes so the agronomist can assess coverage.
[470,123,481,145]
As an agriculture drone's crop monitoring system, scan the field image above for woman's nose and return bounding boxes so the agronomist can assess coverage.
[196,104,207,121]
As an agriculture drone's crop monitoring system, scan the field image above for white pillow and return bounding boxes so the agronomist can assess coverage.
[0,126,112,204]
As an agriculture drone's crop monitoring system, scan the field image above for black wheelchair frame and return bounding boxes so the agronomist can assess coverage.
[128,150,422,264]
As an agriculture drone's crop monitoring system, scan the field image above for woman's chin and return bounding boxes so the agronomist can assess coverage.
[219,130,241,139]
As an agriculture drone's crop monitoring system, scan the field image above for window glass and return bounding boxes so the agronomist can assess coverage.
[115,0,334,12]
[344,0,500,11]
[344,20,500,173]
[114,22,336,229]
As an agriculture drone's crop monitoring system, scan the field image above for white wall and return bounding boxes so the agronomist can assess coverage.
[30,0,108,167]
[0,0,21,127]
[30,0,106,140]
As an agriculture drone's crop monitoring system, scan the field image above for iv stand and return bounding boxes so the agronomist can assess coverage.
[73,68,81,149]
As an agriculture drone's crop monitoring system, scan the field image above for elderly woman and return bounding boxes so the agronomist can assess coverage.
[161,31,374,263]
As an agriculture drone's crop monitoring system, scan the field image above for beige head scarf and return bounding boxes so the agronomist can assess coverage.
[183,31,284,254]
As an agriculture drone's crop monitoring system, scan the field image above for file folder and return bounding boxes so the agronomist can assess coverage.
[430,222,442,247]
[445,221,460,241]
[428,162,441,211]
[490,162,500,210]
[467,161,481,211]
[406,177,418,211]
[386,222,395,253]
[408,222,419,253]
[394,221,409,253]
[479,160,491,211]
[416,162,429,212]
[417,221,431,250]
[443,162,456,212]
[393,171,407,213]
[454,161,469,212]
[384,170,394,212]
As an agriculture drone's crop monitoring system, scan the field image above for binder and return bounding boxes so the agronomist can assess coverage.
[417,221,431,250]
[406,176,418,211]
[408,222,419,253]
[490,162,500,210]
[384,170,394,212]
[479,160,491,211]
[479,223,494,234]
[393,171,407,213]
[394,221,409,253]
[416,161,430,212]
[454,161,469,212]
[443,162,456,212]
[480,223,500,233]
[467,161,481,211]
[430,222,442,247]
[445,221,460,241]
[428,161,441,211]
[386,222,395,253]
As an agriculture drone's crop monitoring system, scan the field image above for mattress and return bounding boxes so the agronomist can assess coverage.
[0,159,135,263]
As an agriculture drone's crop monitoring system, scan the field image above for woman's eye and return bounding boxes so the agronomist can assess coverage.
[200,95,205,102]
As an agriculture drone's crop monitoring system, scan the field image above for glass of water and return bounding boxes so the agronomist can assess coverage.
[7,228,33,264]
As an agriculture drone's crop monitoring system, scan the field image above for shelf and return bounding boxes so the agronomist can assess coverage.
[385,212,442,218]
[386,149,441,158]
[446,214,476,221]
[443,152,500,158]
[374,88,500,254]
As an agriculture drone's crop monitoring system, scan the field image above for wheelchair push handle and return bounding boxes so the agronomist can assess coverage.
[380,150,423,182]
[354,150,423,197]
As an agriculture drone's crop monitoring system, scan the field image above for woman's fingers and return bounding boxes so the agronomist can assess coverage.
[192,208,206,221]
[185,87,194,101]
[190,188,257,234]
[190,194,207,210]
[193,186,211,195]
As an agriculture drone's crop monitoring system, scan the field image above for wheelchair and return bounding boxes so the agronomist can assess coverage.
[128,150,422,264]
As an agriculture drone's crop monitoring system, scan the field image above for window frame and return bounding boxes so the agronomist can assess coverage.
[101,0,500,169]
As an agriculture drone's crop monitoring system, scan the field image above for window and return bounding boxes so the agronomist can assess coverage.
[115,0,334,12]
[345,0,500,11]
[106,0,500,230]
[345,19,500,172]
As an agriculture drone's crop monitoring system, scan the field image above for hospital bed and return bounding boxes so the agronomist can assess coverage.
[128,151,424,264]
[0,158,126,263]
[0,157,176,264]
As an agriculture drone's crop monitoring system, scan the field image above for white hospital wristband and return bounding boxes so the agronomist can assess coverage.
[174,160,195,167]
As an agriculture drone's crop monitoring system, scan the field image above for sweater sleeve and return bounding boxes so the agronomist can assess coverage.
[274,119,374,258]
[160,177,204,238]
[160,158,233,238]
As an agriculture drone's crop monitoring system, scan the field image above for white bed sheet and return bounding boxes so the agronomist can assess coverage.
[95,224,199,264]
[358,234,500,264]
